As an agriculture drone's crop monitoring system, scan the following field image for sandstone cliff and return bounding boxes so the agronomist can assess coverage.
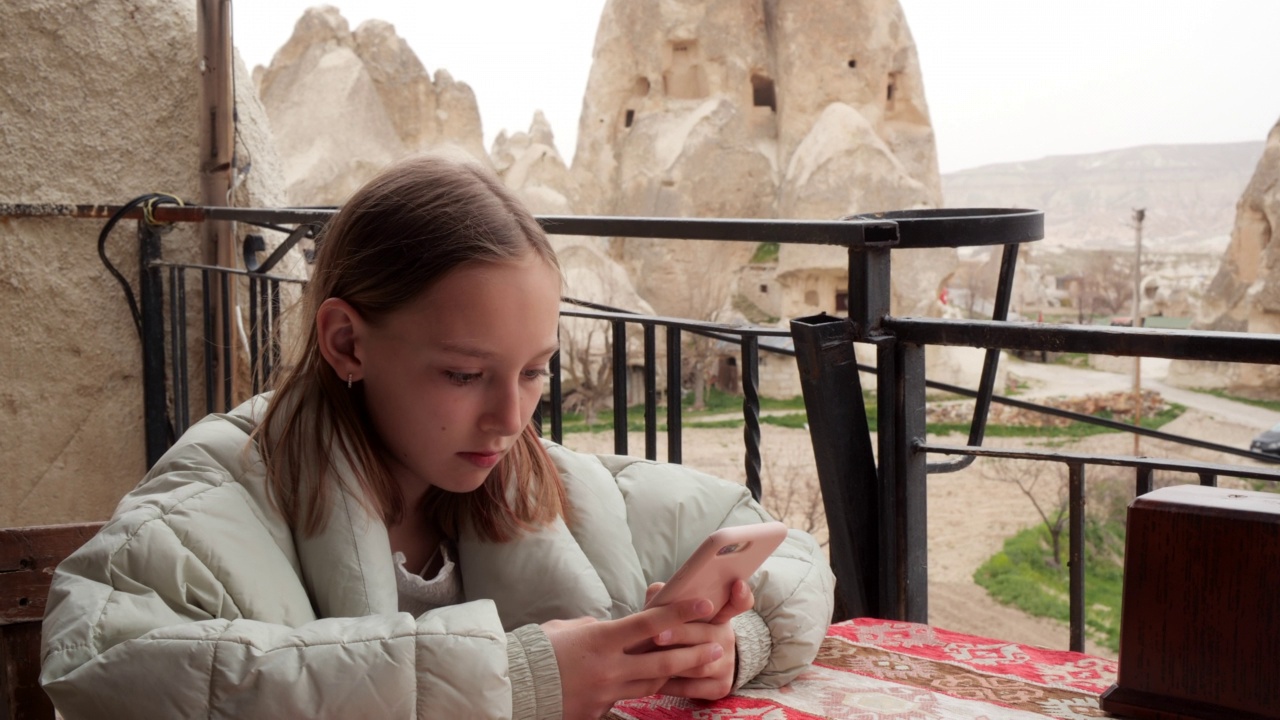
[571,0,950,323]
[1168,119,1280,397]
[255,6,489,205]
[0,0,287,526]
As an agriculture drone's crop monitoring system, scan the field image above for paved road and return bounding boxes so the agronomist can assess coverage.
[1006,356,1280,432]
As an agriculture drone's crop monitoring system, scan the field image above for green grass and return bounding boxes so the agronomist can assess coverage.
[974,520,1126,651]
[1052,352,1091,369]
[927,403,1184,441]
[558,387,810,434]
[558,389,1185,439]
[750,242,780,264]
[762,413,809,429]
[1193,388,1280,414]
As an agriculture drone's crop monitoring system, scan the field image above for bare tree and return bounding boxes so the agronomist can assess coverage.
[557,316,613,426]
[989,459,1069,567]
[760,457,828,547]
[681,258,737,410]
[1081,250,1135,318]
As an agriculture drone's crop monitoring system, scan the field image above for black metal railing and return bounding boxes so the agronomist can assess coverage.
[23,198,1280,654]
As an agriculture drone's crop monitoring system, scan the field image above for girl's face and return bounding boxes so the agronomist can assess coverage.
[357,254,561,498]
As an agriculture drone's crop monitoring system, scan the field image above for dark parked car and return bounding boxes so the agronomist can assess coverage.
[1250,422,1280,459]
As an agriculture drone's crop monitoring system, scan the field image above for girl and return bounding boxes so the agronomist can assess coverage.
[40,155,834,719]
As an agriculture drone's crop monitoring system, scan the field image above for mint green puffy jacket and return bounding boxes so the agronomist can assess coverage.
[41,396,834,719]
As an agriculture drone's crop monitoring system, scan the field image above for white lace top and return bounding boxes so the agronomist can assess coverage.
[393,543,464,616]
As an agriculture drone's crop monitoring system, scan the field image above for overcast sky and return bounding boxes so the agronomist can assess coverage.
[233,1,1280,174]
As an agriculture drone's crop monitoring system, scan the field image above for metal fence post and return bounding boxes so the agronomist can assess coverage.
[138,221,168,468]
[887,340,928,623]
[791,314,878,621]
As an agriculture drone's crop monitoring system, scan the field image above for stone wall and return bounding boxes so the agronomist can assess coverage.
[0,0,286,526]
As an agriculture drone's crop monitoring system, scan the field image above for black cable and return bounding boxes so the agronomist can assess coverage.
[96,193,184,340]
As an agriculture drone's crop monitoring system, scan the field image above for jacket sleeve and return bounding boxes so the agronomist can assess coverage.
[40,514,561,720]
[598,454,836,689]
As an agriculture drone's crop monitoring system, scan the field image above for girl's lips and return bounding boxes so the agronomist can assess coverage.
[458,451,502,469]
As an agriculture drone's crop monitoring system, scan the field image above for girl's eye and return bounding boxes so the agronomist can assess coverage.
[445,371,482,386]
[522,368,551,381]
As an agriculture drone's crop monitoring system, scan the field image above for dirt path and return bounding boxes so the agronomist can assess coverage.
[558,372,1276,659]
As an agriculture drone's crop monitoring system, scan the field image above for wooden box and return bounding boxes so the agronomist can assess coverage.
[1100,485,1280,720]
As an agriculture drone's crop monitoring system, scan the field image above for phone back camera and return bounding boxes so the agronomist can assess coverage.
[717,541,751,556]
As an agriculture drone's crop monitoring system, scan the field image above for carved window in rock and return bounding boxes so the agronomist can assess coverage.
[805,290,819,307]
[664,40,708,100]
[751,73,776,112]
[835,292,849,313]
[623,77,649,130]
[886,71,900,111]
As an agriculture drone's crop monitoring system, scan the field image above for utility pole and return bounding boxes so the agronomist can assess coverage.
[198,0,237,411]
[1131,208,1145,455]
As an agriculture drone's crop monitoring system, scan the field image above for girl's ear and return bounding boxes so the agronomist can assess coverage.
[316,298,365,384]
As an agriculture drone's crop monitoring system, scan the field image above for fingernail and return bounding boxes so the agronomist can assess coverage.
[695,599,715,616]
[710,644,724,661]
[656,630,672,645]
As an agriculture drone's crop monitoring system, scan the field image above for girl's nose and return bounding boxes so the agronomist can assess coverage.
[482,380,526,436]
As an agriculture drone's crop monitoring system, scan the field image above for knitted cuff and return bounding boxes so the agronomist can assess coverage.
[731,610,772,690]
[507,624,564,720]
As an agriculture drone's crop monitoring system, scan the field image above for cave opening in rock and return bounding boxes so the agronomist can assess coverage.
[751,73,777,112]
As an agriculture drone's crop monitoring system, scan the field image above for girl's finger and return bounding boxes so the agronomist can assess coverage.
[633,639,724,680]
[644,581,665,607]
[617,597,715,645]
[659,674,735,701]
[709,579,754,624]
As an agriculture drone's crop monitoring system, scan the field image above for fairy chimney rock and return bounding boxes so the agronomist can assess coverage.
[571,0,950,321]
[1168,117,1280,397]
[256,5,488,205]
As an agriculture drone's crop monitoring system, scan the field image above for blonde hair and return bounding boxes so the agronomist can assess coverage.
[256,155,567,542]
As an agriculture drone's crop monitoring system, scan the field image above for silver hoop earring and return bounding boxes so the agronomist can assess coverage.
[347,373,353,389]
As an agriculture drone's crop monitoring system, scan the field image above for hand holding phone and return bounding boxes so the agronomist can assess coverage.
[644,521,788,621]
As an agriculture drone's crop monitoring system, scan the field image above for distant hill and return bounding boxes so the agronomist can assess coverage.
[941,142,1264,254]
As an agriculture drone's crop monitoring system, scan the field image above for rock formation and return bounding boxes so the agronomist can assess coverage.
[493,113,658,408]
[571,0,951,324]
[254,6,489,205]
[0,0,287,526]
[1168,118,1280,397]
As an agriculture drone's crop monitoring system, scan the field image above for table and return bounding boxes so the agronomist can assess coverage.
[609,618,1117,719]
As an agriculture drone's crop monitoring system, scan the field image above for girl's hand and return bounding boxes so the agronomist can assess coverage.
[643,578,755,625]
[542,598,724,720]
[654,618,737,699]
[643,579,755,700]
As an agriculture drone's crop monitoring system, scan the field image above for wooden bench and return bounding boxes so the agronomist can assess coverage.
[1,523,101,720]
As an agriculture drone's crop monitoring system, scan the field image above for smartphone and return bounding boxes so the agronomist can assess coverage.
[644,521,788,621]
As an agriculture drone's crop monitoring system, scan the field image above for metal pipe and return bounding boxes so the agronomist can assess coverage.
[644,324,657,461]
[893,341,929,624]
[885,317,1280,364]
[198,0,237,411]
[550,342,563,444]
[790,314,877,621]
[612,319,628,455]
[1068,462,1086,653]
[928,242,1020,474]
[139,223,168,467]
[666,326,682,464]
[741,336,762,502]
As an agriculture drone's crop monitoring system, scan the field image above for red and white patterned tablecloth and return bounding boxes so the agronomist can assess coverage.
[608,618,1118,719]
